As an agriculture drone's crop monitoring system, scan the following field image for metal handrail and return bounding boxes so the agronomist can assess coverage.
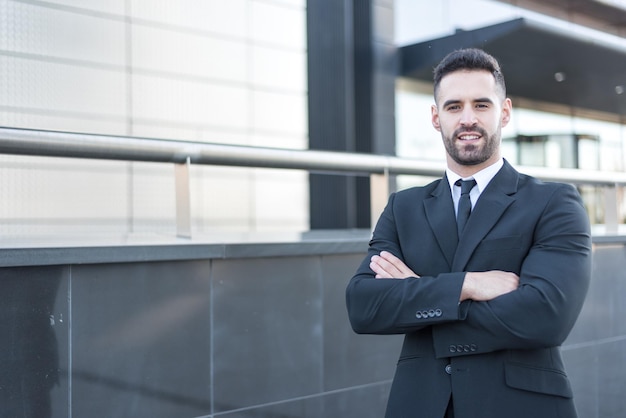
[0,126,624,236]
[2,126,626,184]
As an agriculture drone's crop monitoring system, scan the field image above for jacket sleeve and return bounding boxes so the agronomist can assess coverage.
[432,184,592,358]
[345,192,467,335]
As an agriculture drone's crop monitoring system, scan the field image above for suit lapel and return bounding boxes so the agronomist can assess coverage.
[452,160,519,271]
[424,176,458,269]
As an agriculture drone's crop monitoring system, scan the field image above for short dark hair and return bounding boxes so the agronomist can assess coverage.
[433,48,506,101]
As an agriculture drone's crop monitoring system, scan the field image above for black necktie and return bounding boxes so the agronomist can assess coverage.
[456,179,476,237]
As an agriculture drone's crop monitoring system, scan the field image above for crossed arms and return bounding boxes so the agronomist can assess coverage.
[370,250,519,302]
[346,183,592,356]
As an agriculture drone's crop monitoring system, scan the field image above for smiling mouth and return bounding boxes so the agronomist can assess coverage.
[458,134,481,141]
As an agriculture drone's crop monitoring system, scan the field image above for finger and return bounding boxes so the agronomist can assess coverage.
[378,252,406,275]
[375,256,403,277]
[379,251,417,277]
[379,251,401,264]
[371,258,404,279]
[370,259,393,278]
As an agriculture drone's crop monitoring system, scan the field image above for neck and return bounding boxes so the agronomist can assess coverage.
[447,154,501,178]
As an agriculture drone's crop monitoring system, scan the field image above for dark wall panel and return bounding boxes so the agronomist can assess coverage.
[70,260,212,418]
[1,240,625,417]
[211,256,324,414]
[562,244,626,418]
[322,253,401,392]
[0,265,69,418]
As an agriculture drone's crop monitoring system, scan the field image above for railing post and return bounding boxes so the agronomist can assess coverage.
[370,167,389,230]
[175,157,192,238]
[605,184,619,234]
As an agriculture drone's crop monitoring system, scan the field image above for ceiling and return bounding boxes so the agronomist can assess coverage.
[399,17,626,116]
[507,0,626,32]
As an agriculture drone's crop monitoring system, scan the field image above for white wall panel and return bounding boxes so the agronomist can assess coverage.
[130,162,176,229]
[0,0,125,65]
[0,55,127,117]
[131,0,247,38]
[253,168,308,231]
[251,45,306,91]
[252,90,306,135]
[190,165,254,232]
[249,133,307,150]
[0,0,310,238]
[265,0,305,7]
[41,0,126,15]
[132,74,249,129]
[132,24,247,83]
[130,124,207,143]
[0,156,129,235]
[0,109,127,135]
[251,1,306,48]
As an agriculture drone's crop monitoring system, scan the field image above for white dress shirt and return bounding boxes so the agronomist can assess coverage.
[446,158,504,216]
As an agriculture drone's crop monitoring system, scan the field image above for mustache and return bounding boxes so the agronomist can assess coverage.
[453,126,488,137]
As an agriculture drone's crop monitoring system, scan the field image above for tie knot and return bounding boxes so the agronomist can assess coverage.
[456,179,477,195]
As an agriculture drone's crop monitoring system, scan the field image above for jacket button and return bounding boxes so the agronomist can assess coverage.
[435,309,442,317]
[449,345,456,353]
[415,311,422,319]
[470,344,477,352]
[428,309,435,317]
[445,364,452,375]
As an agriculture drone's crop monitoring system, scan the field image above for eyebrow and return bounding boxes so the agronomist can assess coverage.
[442,97,495,108]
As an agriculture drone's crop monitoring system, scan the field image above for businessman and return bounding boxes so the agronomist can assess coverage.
[345,48,592,418]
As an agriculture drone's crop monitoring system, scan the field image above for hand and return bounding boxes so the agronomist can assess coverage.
[370,251,419,279]
[460,270,519,302]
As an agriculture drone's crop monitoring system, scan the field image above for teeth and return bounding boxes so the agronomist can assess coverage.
[459,135,479,140]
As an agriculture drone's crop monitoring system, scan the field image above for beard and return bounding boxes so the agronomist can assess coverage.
[442,125,501,166]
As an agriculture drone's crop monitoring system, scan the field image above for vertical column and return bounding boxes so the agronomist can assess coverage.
[604,185,619,234]
[307,0,396,229]
[175,157,192,238]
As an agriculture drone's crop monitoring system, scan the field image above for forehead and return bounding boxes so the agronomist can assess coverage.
[436,70,500,102]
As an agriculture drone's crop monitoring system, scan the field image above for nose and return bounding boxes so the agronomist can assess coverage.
[460,107,477,127]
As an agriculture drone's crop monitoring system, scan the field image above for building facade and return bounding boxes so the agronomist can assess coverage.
[1,0,626,234]
[0,0,308,240]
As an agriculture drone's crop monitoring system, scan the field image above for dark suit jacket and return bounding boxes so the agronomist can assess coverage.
[346,160,592,418]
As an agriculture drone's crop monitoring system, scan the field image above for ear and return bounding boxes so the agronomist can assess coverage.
[501,98,512,128]
[431,104,441,131]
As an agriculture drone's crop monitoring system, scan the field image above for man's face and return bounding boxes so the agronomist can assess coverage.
[431,70,511,172]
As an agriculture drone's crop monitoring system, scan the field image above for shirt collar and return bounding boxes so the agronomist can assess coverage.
[446,158,504,194]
